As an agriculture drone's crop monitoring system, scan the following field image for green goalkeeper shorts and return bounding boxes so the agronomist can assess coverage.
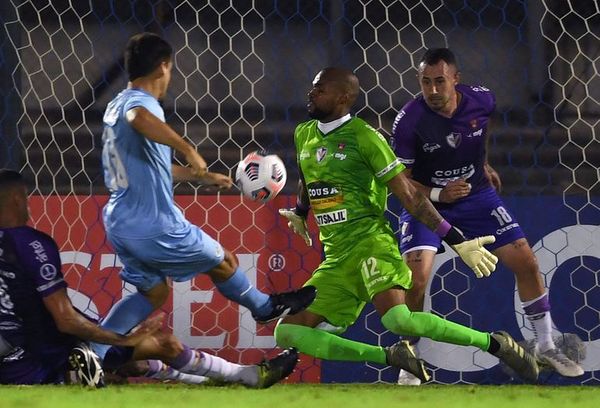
[304,232,412,330]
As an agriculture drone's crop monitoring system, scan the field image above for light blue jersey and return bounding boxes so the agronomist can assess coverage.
[101,88,187,238]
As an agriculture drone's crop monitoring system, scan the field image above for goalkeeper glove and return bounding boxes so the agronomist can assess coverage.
[279,208,312,246]
[442,225,498,278]
[450,236,498,278]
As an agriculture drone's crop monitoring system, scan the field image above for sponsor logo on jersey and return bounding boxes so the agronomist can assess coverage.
[392,110,406,131]
[40,263,58,281]
[307,181,343,210]
[334,152,347,160]
[29,240,48,263]
[446,132,461,148]
[470,85,490,92]
[389,136,396,150]
[423,143,441,153]
[299,150,310,160]
[315,209,347,226]
[497,222,519,235]
[401,234,413,244]
[467,128,483,138]
[431,164,475,186]
[316,147,328,163]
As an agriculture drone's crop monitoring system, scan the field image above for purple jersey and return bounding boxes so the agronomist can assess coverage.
[0,226,75,383]
[391,83,495,195]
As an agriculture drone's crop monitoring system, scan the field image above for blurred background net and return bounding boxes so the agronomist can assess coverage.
[0,0,598,384]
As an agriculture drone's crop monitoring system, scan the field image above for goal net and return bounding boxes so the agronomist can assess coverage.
[0,0,597,384]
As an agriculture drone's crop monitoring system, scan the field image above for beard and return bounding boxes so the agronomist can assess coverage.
[308,106,330,121]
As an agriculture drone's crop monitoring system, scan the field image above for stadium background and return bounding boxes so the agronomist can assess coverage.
[0,0,598,385]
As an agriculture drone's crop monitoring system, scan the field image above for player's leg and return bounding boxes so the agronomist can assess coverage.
[91,234,166,360]
[91,231,172,359]
[494,239,583,377]
[397,215,440,384]
[274,254,424,377]
[376,289,539,382]
[457,187,582,377]
[403,249,437,312]
[371,232,538,382]
[206,248,315,323]
[123,331,296,388]
[275,309,393,365]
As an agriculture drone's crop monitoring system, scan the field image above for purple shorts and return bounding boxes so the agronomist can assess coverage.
[399,186,525,254]
[0,347,69,385]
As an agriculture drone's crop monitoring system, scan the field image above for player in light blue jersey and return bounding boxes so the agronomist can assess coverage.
[96,33,316,361]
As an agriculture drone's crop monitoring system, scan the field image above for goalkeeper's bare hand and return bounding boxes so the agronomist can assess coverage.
[279,208,312,246]
[450,235,498,278]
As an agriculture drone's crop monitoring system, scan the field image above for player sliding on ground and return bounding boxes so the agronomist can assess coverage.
[276,67,539,383]
[0,170,297,388]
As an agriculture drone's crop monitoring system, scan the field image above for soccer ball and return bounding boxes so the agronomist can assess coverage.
[235,151,287,202]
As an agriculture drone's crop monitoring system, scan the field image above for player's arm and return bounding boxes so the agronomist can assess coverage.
[42,288,162,346]
[483,121,501,191]
[387,171,498,278]
[279,165,312,246]
[404,168,471,204]
[171,164,232,189]
[126,106,207,178]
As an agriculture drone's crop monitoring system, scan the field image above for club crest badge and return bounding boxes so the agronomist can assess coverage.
[316,147,328,163]
[446,132,461,148]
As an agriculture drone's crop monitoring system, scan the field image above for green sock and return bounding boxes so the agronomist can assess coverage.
[274,323,387,364]
[381,304,491,351]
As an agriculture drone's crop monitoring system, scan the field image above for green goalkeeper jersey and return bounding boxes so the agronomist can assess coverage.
[295,116,405,258]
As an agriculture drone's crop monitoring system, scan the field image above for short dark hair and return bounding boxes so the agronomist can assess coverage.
[0,169,24,188]
[125,32,173,81]
[0,170,25,204]
[419,48,458,68]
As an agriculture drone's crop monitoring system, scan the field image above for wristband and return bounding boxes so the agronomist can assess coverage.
[429,187,442,202]
[434,219,452,237]
[294,200,310,217]
[442,226,466,245]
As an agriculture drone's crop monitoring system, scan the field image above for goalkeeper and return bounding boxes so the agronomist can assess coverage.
[276,67,538,383]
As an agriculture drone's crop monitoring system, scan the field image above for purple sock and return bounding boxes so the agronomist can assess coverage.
[145,360,164,376]
[523,293,550,316]
[170,345,195,370]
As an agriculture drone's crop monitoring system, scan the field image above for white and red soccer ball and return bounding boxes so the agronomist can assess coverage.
[235,151,287,202]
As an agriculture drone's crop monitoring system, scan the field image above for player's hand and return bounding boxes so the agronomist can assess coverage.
[279,208,312,246]
[440,179,471,203]
[450,236,498,278]
[199,172,233,190]
[122,313,164,347]
[484,163,502,192]
[185,149,208,178]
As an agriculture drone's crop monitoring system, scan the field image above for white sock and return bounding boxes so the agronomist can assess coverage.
[528,312,555,352]
[179,351,259,386]
[146,360,209,384]
[522,293,555,352]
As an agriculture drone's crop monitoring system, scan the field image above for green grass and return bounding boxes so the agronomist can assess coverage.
[1,384,599,408]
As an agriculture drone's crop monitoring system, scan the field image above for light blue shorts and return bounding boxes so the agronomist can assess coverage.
[107,223,225,292]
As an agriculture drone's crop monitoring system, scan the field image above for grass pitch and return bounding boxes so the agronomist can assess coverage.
[1,384,599,408]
